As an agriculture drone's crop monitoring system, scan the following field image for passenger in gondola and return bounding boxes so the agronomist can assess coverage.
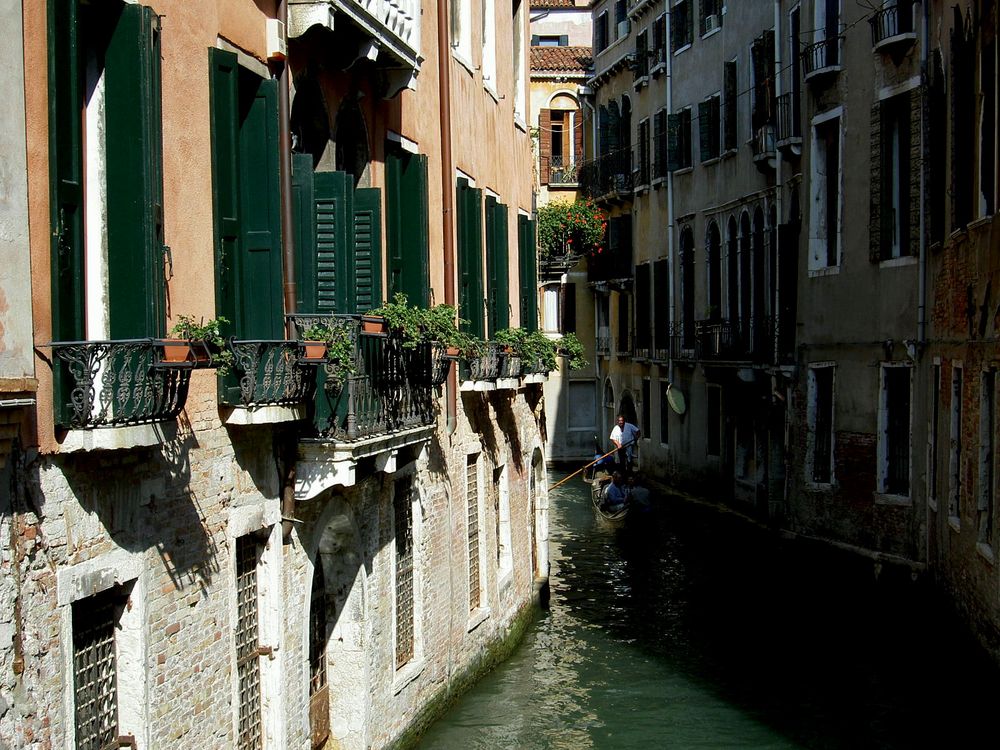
[602,471,628,513]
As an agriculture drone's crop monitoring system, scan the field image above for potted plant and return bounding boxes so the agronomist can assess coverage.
[161,315,234,375]
[557,333,589,370]
[298,319,355,366]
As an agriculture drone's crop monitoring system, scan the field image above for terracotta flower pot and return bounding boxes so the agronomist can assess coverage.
[361,315,388,335]
[301,341,328,361]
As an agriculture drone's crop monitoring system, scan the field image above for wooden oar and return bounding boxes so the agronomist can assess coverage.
[547,438,638,492]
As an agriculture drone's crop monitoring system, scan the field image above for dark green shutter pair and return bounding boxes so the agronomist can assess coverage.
[48,1,165,425]
[518,215,538,333]
[485,197,510,336]
[457,179,485,339]
[386,149,430,307]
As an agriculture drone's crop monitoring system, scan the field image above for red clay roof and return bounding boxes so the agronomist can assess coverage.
[530,45,593,73]
[530,0,577,8]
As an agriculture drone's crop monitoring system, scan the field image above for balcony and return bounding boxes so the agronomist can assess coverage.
[668,318,781,365]
[869,5,916,56]
[49,339,193,449]
[802,37,841,84]
[578,147,634,203]
[750,124,776,171]
[289,0,420,96]
[775,93,802,158]
[222,340,315,423]
[460,343,501,391]
[541,156,579,187]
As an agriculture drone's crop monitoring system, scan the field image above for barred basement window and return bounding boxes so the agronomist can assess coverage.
[809,365,835,483]
[308,565,330,748]
[235,535,263,750]
[73,586,127,750]
[881,365,911,496]
[394,476,415,668]
[466,455,481,611]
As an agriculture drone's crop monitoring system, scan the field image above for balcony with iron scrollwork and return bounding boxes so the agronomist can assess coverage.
[775,92,802,158]
[221,339,316,424]
[48,338,194,450]
[460,342,502,392]
[869,5,916,55]
[289,313,440,499]
[541,156,579,188]
[578,147,634,203]
[802,36,841,84]
[750,123,776,171]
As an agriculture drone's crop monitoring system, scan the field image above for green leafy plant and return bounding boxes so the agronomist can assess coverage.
[299,319,356,376]
[366,293,483,354]
[537,199,607,263]
[494,328,557,372]
[169,315,234,375]
[556,332,588,370]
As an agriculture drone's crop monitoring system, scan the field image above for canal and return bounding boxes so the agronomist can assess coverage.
[417,471,1000,748]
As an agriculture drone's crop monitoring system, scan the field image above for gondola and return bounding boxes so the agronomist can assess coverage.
[583,464,629,523]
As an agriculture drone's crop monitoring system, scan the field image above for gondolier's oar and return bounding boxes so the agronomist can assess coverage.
[548,438,638,492]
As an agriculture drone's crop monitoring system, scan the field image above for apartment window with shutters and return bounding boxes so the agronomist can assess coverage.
[950,364,964,526]
[699,0,722,36]
[788,6,802,139]
[808,364,835,484]
[653,14,667,69]
[616,292,631,355]
[928,361,941,510]
[750,31,776,138]
[723,59,738,152]
[512,0,526,121]
[494,464,513,580]
[634,264,651,356]
[979,369,996,553]
[518,213,539,331]
[653,258,671,359]
[808,111,841,272]
[659,380,670,445]
[873,91,916,263]
[394,476,416,668]
[540,98,581,186]
[615,0,629,40]
[451,0,473,64]
[542,282,561,333]
[466,454,482,613]
[952,13,975,230]
[637,119,650,186]
[485,196,510,336]
[699,94,722,162]
[72,586,129,750]
[457,178,485,338]
[680,226,695,349]
[812,0,841,67]
[595,11,610,53]
[235,534,264,750]
[386,147,430,306]
[879,364,911,497]
[653,110,668,179]
[668,107,693,171]
[671,0,693,52]
[48,0,166,423]
[482,0,497,90]
[635,30,649,80]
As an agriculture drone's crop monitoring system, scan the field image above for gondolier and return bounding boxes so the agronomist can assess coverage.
[609,415,640,474]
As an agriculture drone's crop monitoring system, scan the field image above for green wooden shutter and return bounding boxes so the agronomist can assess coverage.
[105,5,165,339]
[48,0,84,426]
[518,215,538,332]
[667,113,681,171]
[457,179,485,339]
[485,198,510,335]
[291,153,316,311]
[352,187,383,313]
[209,48,241,336]
[698,100,711,163]
[311,172,353,314]
[238,76,284,338]
[386,149,430,307]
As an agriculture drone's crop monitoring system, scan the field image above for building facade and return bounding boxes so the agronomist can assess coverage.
[3,1,546,748]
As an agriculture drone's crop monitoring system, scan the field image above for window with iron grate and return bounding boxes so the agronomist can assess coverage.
[235,535,263,750]
[467,454,481,612]
[72,586,127,750]
[394,476,415,668]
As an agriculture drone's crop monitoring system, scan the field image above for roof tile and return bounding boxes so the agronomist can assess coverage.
[530,45,593,73]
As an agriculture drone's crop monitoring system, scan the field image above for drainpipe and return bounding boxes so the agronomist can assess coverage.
[665,8,675,381]
[772,1,783,366]
[276,0,298,542]
[438,0,457,433]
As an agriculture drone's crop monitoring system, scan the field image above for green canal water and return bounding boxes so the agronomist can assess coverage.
[416,472,1000,749]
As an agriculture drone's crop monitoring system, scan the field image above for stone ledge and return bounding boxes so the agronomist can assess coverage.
[59,421,177,453]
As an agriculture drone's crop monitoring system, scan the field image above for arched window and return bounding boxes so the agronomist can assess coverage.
[706,221,722,320]
[752,207,766,353]
[680,225,695,348]
[739,211,752,348]
[727,216,739,321]
[620,96,632,153]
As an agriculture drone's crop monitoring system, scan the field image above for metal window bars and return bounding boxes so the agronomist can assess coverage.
[235,536,263,750]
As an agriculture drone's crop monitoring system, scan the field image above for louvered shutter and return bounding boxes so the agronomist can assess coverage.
[699,100,711,162]
[869,101,882,263]
[667,113,681,171]
[386,150,430,306]
[724,60,737,150]
[352,188,383,312]
[457,180,485,339]
[292,154,316,311]
[485,199,510,335]
[105,5,165,339]
[310,172,352,315]
[519,216,539,332]
[907,87,921,257]
[539,109,552,183]
[574,109,585,165]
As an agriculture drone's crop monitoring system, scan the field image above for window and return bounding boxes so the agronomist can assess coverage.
[642,379,651,436]
[659,380,670,444]
[635,30,649,79]
[540,102,580,185]
[668,107,692,171]
[950,364,964,523]
[951,14,975,229]
[723,59,738,151]
[880,365,911,497]
[929,362,941,509]
[699,94,722,161]
[72,586,127,750]
[485,196,510,336]
[393,476,415,667]
[706,222,722,319]
[635,263,651,354]
[809,365,835,484]
[812,0,840,67]
[542,283,561,332]
[533,34,568,47]
[466,454,482,612]
[518,214,539,331]
[494,464,513,577]
[750,31,776,136]
[512,0,526,120]
[653,258,670,359]
[637,118,650,185]
[451,0,473,62]
[788,7,802,139]
[457,178,485,338]
[309,565,330,747]
[680,226,695,348]
[653,110,668,178]
[707,384,722,456]
[235,535,264,750]
[872,92,916,262]
[482,0,497,87]
[615,0,629,39]
[595,12,610,53]
[616,292,631,354]
[699,0,722,35]
[809,113,841,270]
[49,1,166,423]
[386,148,430,306]
[653,14,667,66]
[560,281,577,334]
[671,0,693,52]
[980,370,996,550]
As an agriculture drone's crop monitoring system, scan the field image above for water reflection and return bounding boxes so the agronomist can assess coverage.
[417,472,1000,749]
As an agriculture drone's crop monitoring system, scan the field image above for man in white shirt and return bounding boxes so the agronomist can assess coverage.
[609,414,640,474]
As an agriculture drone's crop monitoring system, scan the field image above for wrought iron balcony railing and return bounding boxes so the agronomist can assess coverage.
[667,318,779,364]
[49,339,192,429]
[775,92,801,143]
[869,5,915,49]
[541,156,579,186]
[227,339,316,408]
[578,147,634,200]
[751,124,776,158]
[287,314,438,441]
[462,343,501,383]
[802,37,841,79]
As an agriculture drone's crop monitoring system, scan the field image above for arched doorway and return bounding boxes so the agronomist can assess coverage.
[618,391,638,428]
[530,447,549,580]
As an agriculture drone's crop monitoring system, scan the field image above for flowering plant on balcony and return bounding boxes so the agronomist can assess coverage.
[537,199,607,262]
